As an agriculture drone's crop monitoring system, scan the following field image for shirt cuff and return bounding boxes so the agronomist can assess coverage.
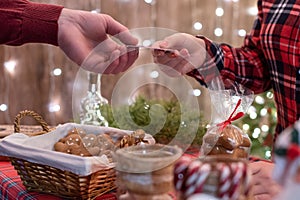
[21,1,63,46]
[186,35,224,86]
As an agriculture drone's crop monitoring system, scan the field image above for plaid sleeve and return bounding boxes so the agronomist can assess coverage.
[187,0,272,94]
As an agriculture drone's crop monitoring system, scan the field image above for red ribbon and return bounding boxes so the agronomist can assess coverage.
[280,143,300,183]
[287,144,300,162]
[217,99,244,130]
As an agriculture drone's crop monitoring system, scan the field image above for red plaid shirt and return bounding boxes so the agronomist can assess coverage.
[188,0,300,143]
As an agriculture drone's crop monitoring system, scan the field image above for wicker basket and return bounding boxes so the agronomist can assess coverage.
[9,110,137,200]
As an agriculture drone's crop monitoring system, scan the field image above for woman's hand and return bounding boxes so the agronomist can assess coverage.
[57,8,138,74]
[152,33,206,77]
[249,161,282,200]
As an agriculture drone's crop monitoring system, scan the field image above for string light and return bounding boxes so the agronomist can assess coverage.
[49,103,61,113]
[193,22,203,31]
[192,89,201,97]
[261,124,269,132]
[142,40,152,47]
[214,0,223,39]
[260,108,268,116]
[4,60,17,75]
[266,91,274,99]
[248,104,258,119]
[91,8,100,13]
[252,128,261,138]
[214,28,223,37]
[144,0,155,5]
[238,29,247,37]
[242,123,250,131]
[249,112,257,119]
[265,150,272,159]
[247,6,258,16]
[215,7,224,17]
[0,104,8,112]
[191,0,202,34]
[255,95,265,104]
[150,70,159,79]
[52,68,62,76]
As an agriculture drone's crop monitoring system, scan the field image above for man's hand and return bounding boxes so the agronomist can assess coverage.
[249,161,282,200]
[57,8,138,73]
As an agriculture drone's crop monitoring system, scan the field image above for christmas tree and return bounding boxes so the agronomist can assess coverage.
[234,90,277,159]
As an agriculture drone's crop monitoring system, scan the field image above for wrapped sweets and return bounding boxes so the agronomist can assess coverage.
[200,79,254,159]
[174,156,252,200]
[201,100,252,159]
[202,124,251,158]
[272,120,300,200]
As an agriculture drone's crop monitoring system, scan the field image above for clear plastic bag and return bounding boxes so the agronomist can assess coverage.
[200,78,254,159]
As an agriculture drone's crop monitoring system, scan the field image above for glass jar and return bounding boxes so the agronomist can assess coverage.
[115,144,182,200]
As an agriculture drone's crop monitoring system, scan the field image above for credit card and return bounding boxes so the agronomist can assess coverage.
[126,45,177,57]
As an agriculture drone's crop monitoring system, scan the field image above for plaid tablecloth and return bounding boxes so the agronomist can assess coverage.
[0,149,200,200]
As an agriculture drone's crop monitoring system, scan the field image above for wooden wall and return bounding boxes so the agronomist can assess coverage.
[0,0,257,125]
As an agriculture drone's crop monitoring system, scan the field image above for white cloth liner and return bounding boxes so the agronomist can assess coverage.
[0,123,155,176]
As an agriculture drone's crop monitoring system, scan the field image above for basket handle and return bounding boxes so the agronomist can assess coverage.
[14,110,50,133]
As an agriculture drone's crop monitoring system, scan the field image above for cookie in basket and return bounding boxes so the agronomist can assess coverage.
[54,128,92,157]
[83,133,116,157]
[54,128,149,157]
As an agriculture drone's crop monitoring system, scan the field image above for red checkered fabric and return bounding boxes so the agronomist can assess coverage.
[188,0,300,147]
[0,160,117,200]
[0,158,180,200]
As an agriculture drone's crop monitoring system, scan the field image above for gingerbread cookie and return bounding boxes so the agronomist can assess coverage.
[202,124,251,159]
[54,128,149,158]
[54,128,92,157]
